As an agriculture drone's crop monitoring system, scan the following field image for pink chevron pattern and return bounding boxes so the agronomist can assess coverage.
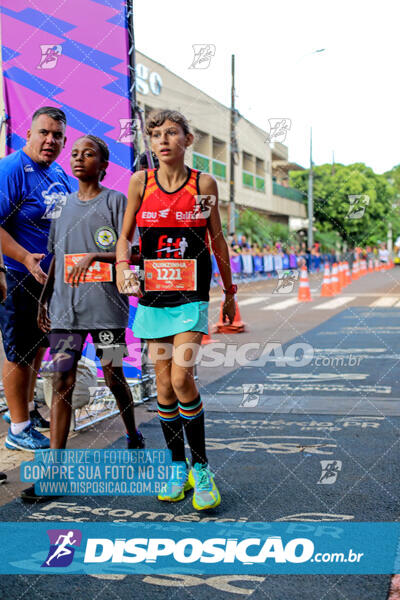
[1,1,141,377]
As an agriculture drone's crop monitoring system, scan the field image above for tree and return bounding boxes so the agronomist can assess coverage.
[290,163,396,247]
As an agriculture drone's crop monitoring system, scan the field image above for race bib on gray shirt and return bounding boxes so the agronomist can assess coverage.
[48,187,129,330]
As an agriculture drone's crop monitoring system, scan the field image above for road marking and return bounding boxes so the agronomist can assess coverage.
[370,297,399,307]
[239,297,269,306]
[262,298,298,310]
[314,297,356,310]
[393,301,400,308]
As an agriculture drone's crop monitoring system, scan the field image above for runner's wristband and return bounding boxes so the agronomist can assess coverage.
[115,259,131,267]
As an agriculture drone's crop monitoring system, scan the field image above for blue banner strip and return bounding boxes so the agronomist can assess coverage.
[0,522,399,574]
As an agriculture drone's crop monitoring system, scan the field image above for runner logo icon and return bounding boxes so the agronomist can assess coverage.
[41,183,68,220]
[42,529,82,568]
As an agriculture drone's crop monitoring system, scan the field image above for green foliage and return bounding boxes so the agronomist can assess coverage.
[290,163,396,246]
[236,209,296,246]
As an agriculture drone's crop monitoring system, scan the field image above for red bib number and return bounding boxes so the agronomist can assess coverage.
[144,259,196,291]
[64,253,113,283]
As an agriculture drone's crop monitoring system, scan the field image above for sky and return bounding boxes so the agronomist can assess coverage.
[134,0,400,174]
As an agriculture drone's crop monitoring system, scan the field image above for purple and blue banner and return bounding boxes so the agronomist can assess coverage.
[1,1,141,377]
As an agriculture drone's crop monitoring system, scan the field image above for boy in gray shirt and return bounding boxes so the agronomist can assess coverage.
[22,135,144,502]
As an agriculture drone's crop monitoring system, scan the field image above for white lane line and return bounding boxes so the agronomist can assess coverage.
[370,297,399,307]
[393,301,400,308]
[314,296,356,310]
[262,298,299,311]
[239,297,269,307]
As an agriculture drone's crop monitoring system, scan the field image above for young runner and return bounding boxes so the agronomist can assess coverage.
[116,110,237,510]
[21,135,144,502]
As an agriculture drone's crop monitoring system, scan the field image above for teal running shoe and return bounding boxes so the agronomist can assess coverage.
[189,462,221,510]
[158,459,192,502]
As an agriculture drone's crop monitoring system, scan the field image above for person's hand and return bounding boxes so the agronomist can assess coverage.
[37,302,51,332]
[222,294,236,324]
[23,253,47,284]
[116,265,142,296]
[0,272,6,303]
[67,253,96,287]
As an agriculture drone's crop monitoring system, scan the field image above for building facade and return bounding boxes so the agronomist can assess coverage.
[135,51,306,227]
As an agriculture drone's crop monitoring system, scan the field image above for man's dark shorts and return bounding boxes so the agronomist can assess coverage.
[0,269,49,365]
[49,329,128,371]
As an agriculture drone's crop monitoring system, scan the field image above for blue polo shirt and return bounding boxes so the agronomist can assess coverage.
[0,149,72,274]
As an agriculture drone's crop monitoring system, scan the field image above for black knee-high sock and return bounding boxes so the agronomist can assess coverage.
[157,400,185,463]
[178,394,207,465]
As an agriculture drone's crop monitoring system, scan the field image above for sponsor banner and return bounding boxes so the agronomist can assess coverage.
[1,0,134,191]
[20,449,171,496]
[0,522,399,574]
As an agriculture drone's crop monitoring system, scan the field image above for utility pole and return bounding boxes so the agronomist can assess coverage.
[126,0,152,171]
[229,54,236,236]
[126,1,152,402]
[307,127,313,250]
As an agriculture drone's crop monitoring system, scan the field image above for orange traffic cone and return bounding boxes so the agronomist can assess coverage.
[212,301,246,333]
[368,259,373,273]
[298,265,312,301]
[374,259,379,272]
[338,262,346,288]
[331,263,341,295]
[320,263,332,297]
[352,261,359,280]
[201,331,218,345]
[345,261,352,285]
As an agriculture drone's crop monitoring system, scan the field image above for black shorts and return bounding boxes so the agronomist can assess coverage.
[0,269,49,365]
[49,328,128,371]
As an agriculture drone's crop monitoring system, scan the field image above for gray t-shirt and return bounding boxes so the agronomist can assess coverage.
[48,187,129,329]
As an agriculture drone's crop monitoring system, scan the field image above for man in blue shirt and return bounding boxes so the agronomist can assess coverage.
[0,106,72,451]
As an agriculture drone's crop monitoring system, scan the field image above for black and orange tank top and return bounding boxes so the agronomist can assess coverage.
[135,167,212,307]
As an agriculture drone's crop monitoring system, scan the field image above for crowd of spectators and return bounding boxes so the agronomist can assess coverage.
[210,234,390,285]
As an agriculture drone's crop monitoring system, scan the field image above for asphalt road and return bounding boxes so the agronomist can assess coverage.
[1,267,400,599]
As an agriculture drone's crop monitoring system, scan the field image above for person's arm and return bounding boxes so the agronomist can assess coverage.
[0,161,48,284]
[0,224,48,286]
[115,172,145,294]
[202,173,236,324]
[67,249,142,288]
[37,256,55,332]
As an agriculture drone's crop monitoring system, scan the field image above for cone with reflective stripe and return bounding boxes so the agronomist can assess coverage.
[352,260,359,280]
[212,300,246,333]
[338,262,346,288]
[368,259,373,272]
[374,259,380,272]
[362,259,368,275]
[345,261,351,285]
[331,263,340,295]
[298,265,312,301]
[320,263,332,297]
